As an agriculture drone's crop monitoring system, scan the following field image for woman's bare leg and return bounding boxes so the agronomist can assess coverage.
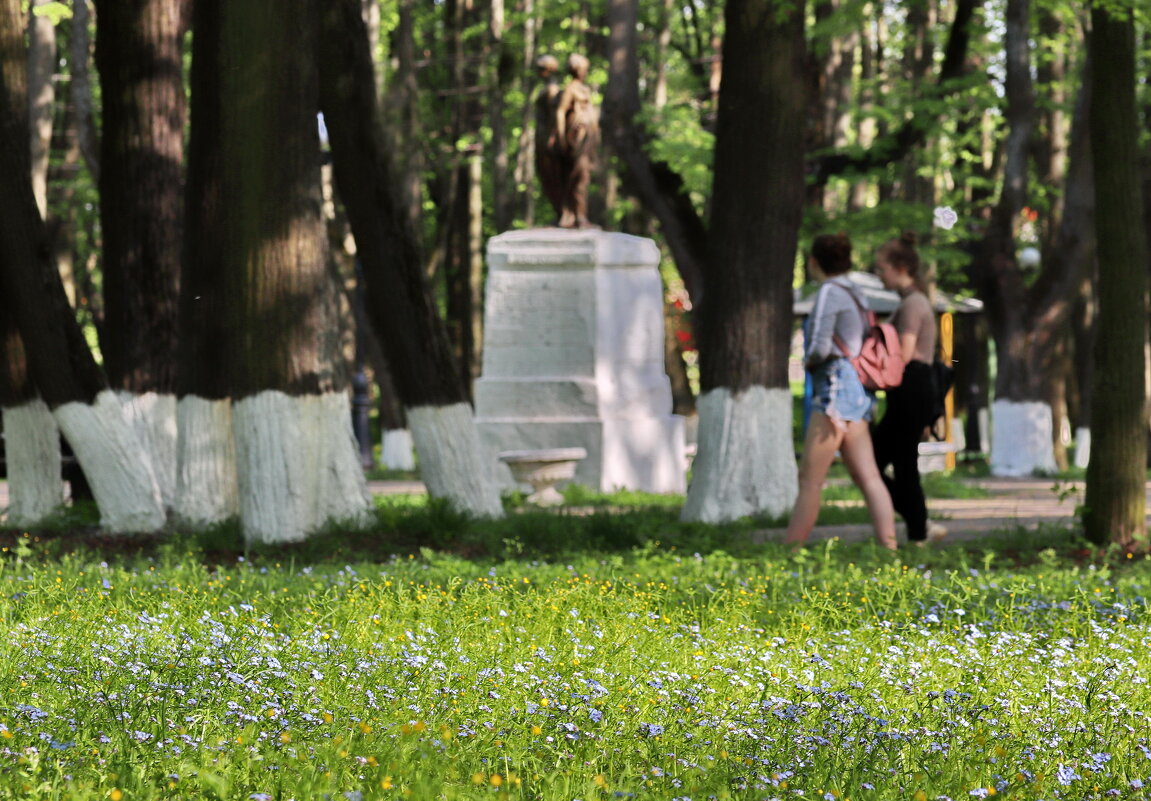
[785,411,844,546]
[840,420,898,549]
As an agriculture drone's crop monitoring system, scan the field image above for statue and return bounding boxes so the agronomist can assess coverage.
[537,53,600,229]
[533,55,565,221]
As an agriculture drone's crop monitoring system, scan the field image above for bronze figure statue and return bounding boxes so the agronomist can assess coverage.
[533,55,564,221]
[536,53,600,229]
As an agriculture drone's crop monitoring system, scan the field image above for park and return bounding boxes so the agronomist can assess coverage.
[1,0,1150,799]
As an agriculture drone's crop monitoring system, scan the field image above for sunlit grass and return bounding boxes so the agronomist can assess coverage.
[1,525,1148,800]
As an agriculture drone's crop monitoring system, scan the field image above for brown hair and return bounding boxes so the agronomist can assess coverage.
[811,232,852,276]
[878,230,926,292]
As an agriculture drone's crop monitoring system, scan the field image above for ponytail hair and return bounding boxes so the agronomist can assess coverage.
[878,230,927,293]
[811,232,853,276]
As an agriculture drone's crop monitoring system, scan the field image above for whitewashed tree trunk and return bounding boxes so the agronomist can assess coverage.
[681,386,798,523]
[232,391,372,544]
[381,427,416,470]
[1,399,63,524]
[407,402,503,518]
[174,395,238,526]
[53,389,165,532]
[1074,426,1091,470]
[116,390,177,511]
[990,399,1057,476]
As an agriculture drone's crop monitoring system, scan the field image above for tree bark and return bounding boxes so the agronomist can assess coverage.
[603,0,707,303]
[317,0,503,517]
[1083,3,1147,547]
[681,0,805,523]
[0,0,163,532]
[175,0,237,526]
[216,0,371,543]
[93,0,189,510]
[27,0,55,218]
[70,0,100,182]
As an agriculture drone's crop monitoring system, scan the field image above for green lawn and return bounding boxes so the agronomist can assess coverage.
[1,515,1149,800]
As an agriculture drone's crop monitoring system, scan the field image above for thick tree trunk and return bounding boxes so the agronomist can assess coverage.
[1083,5,1147,547]
[175,0,238,527]
[94,0,189,510]
[317,0,503,517]
[0,0,164,533]
[681,0,805,523]
[216,0,371,543]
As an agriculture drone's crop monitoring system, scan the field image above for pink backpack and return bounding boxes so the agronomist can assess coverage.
[831,286,905,391]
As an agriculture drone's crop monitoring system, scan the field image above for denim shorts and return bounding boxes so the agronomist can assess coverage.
[810,357,874,425]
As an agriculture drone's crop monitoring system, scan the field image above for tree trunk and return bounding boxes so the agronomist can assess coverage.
[603,0,707,303]
[317,0,503,517]
[681,0,805,523]
[216,0,371,543]
[1083,4,1147,547]
[70,0,100,182]
[513,0,537,225]
[175,0,237,526]
[27,0,55,218]
[0,321,63,524]
[94,0,189,511]
[0,0,164,533]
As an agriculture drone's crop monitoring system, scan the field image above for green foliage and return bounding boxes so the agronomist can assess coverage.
[31,1,71,24]
[0,517,1148,800]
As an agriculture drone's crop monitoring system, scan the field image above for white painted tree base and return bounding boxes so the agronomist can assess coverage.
[990,399,1057,477]
[681,386,798,523]
[1073,426,1091,470]
[408,402,504,518]
[54,390,165,533]
[381,428,416,470]
[116,390,177,511]
[175,396,239,527]
[232,391,372,544]
[1,400,64,525]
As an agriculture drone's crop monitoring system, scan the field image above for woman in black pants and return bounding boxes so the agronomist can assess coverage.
[872,232,946,546]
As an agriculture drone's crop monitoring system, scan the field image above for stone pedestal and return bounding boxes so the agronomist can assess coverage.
[475,229,686,493]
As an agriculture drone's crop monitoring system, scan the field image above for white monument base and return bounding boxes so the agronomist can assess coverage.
[476,229,686,495]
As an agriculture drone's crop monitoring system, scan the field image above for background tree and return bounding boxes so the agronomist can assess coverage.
[0,0,164,533]
[215,0,372,543]
[94,0,190,510]
[1083,0,1146,547]
[318,0,503,518]
[680,0,806,523]
[174,0,238,527]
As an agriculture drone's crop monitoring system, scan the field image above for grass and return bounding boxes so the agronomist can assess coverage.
[1,499,1150,800]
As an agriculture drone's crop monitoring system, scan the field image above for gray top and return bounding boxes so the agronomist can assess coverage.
[805,276,868,366]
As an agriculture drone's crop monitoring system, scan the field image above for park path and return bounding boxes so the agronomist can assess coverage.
[1,476,1144,545]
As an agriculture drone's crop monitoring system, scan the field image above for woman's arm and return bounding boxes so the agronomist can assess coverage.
[899,331,918,364]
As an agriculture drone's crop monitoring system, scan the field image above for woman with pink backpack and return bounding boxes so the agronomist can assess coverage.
[784,233,898,551]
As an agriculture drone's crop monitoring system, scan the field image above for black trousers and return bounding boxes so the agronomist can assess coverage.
[872,361,936,540]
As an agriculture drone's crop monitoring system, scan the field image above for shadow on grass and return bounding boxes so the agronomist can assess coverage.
[2,490,1140,575]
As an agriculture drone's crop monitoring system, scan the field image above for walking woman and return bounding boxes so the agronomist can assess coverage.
[871,232,946,546]
[785,233,897,551]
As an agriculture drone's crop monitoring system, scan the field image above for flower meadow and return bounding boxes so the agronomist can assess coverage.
[2,534,1150,800]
